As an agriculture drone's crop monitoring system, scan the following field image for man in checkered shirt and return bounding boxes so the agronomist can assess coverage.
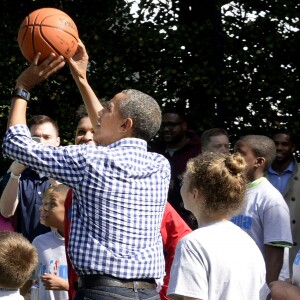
[3,42,170,300]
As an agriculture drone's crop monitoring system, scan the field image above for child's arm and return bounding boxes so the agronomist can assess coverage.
[41,273,69,291]
[264,244,284,285]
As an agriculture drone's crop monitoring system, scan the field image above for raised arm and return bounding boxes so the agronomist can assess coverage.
[0,162,26,217]
[68,40,103,129]
[7,53,65,129]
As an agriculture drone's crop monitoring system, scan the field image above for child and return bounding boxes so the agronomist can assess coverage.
[167,152,267,299]
[31,184,70,300]
[0,231,37,299]
[232,135,293,286]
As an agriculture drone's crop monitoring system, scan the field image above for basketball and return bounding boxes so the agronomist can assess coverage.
[18,7,79,63]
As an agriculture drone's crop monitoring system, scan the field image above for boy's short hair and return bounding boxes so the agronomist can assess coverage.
[43,184,70,203]
[0,232,38,288]
[235,135,276,169]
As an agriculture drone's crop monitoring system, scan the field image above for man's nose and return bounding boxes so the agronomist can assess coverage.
[84,131,93,141]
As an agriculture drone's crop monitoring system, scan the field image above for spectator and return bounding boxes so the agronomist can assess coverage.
[0,231,38,299]
[266,128,300,270]
[200,127,230,153]
[167,152,267,299]
[0,115,60,242]
[3,43,170,300]
[232,135,293,287]
[29,184,69,300]
[149,103,201,229]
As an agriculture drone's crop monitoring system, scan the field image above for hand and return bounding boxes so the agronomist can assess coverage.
[269,280,292,300]
[15,53,65,91]
[41,273,69,291]
[68,39,89,82]
[9,161,27,176]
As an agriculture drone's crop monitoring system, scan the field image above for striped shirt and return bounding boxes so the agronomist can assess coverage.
[3,125,170,279]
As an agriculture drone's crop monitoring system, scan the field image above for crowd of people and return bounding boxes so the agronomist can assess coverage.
[0,40,300,300]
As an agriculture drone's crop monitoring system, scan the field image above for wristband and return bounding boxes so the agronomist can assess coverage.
[10,172,21,180]
[12,88,31,101]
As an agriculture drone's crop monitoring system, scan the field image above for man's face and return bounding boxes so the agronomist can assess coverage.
[205,134,230,154]
[272,133,295,163]
[161,113,186,145]
[234,140,257,180]
[30,122,60,146]
[93,93,127,146]
[75,116,95,146]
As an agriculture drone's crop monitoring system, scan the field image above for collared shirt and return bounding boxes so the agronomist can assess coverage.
[3,125,170,279]
[0,168,51,242]
[267,161,294,194]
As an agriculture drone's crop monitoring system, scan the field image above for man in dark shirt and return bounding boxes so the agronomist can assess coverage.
[149,104,201,229]
[0,115,60,242]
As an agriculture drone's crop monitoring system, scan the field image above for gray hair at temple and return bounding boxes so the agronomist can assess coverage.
[120,89,162,141]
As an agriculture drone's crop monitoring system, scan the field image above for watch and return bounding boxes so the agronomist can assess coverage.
[12,88,31,101]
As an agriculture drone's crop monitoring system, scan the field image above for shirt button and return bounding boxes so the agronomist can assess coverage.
[292,220,296,224]
[294,242,298,246]
[291,197,296,201]
[38,191,41,195]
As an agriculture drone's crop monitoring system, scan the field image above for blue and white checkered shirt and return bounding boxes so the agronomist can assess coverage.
[3,125,171,279]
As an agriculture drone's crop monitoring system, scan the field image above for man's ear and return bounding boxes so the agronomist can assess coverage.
[120,118,133,132]
[255,157,265,168]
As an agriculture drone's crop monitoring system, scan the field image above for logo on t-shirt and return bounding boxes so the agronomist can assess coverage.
[231,215,253,230]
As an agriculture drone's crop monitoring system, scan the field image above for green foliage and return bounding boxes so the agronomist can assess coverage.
[1,0,300,174]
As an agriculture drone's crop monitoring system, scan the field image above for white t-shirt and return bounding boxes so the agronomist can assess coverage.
[167,220,267,300]
[231,177,293,280]
[0,289,24,299]
[32,230,68,300]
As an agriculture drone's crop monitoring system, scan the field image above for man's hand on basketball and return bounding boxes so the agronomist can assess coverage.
[15,53,65,91]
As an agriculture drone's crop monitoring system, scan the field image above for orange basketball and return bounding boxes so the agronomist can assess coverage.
[18,7,79,63]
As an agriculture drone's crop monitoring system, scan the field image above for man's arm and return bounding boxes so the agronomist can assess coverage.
[264,244,284,286]
[7,53,65,129]
[0,162,27,217]
[68,40,103,129]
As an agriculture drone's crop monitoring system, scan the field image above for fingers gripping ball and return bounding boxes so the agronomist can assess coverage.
[18,7,79,63]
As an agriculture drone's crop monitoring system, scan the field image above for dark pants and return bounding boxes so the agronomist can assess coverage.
[74,275,160,300]
[74,286,160,300]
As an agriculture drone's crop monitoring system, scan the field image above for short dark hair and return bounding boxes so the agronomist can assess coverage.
[161,102,187,120]
[271,128,296,144]
[75,104,89,124]
[28,115,59,136]
[234,135,276,169]
[201,128,229,148]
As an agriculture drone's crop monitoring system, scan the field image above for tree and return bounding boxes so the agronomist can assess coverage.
[1,0,300,175]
